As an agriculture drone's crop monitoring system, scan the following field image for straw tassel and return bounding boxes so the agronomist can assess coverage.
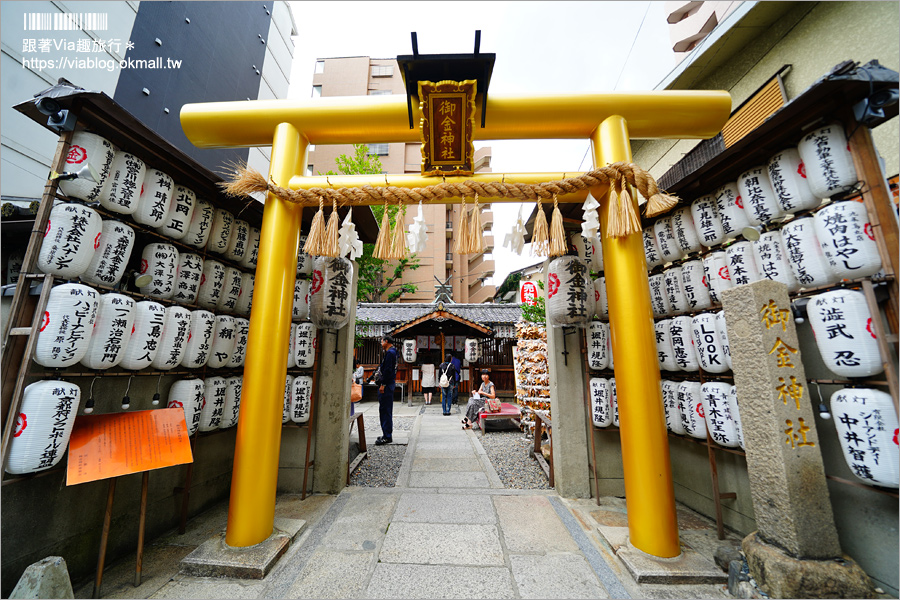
[390,201,408,260]
[454,196,470,254]
[644,192,681,218]
[373,201,392,259]
[322,198,340,257]
[469,194,484,255]
[549,194,567,257]
[304,196,326,255]
[532,197,550,257]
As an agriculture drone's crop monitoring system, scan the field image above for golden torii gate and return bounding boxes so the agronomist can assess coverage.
[181,90,731,558]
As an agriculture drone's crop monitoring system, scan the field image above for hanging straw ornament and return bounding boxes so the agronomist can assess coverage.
[304,195,326,255]
[373,200,392,259]
[322,198,340,257]
[468,193,484,255]
[390,201,408,260]
[454,196,470,254]
[338,208,363,260]
[503,205,527,256]
[549,194,567,257]
[532,197,550,257]
[407,201,428,254]
[606,175,642,239]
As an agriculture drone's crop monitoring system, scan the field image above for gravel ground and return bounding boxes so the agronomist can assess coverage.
[348,416,413,487]
[476,429,552,490]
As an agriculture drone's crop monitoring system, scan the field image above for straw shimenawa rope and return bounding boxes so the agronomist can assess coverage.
[390,201,407,260]
[322,198,340,257]
[304,196,326,255]
[469,193,483,255]
[532,198,549,257]
[454,196,470,254]
[373,201,392,259]
[548,194,567,257]
[222,162,680,239]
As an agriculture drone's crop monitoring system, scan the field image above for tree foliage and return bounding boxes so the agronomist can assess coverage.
[520,279,546,324]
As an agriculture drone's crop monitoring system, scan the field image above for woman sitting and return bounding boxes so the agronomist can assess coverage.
[462,369,495,429]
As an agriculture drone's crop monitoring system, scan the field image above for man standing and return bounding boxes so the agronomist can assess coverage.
[370,335,398,445]
[450,351,462,405]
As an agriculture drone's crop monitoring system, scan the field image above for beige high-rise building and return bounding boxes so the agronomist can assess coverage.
[307,57,496,303]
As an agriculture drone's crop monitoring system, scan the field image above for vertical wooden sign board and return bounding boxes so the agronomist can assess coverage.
[418,79,477,176]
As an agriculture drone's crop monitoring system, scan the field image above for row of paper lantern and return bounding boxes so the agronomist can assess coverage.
[830,387,899,488]
[34,283,251,370]
[58,132,260,266]
[655,312,732,373]
[398,338,482,363]
[167,377,244,436]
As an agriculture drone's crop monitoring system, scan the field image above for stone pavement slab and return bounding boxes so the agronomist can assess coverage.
[616,543,727,584]
[413,446,477,459]
[148,576,261,599]
[408,470,489,488]
[378,523,505,566]
[411,456,483,471]
[510,553,610,599]
[75,546,194,599]
[393,492,496,524]
[365,564,515,599]
[494,495,580,554]
[284,548,376,599]
[318,493,396,552]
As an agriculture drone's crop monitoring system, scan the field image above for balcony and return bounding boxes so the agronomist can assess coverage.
[481,212,494,230]
[482,234,494,251]
[468,255,495,277]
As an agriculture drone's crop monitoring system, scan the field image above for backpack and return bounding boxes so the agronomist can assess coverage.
[439,364,451,388]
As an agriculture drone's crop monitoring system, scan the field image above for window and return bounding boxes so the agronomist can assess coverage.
[312,85,322,98]
[314,60,325,74]
[367,143,389,156]
[368,89,392,96]
[371,64,394,77]
[306,164,314,176]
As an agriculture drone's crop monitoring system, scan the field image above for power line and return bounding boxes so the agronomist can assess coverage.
[613,2,652,91]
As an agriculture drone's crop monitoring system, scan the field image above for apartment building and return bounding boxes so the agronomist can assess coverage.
[308,57,496,303]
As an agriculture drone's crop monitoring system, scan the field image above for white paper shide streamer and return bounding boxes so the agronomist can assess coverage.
[338,210,364,260]
[38,202,103,279]
[80,220,135,287]
[405,204,428,256]
[830,388,898,488]
[81,294,135,370]
[503,205,527,256]
[6,381,81,475]
[546,256,591,328]
[807,289,883,378]
[309,256,354,330]
[34,283,100,368]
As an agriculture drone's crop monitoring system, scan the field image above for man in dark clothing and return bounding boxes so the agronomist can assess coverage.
[449,352,462,405]
[437,356,457,415]
[370,335,398,445]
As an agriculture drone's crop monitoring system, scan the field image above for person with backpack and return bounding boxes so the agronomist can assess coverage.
[449,352,462,405]
[437,356,457,416]
[368,335,398,444]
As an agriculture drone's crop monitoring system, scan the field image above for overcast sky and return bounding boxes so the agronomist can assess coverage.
[286,1,678,283]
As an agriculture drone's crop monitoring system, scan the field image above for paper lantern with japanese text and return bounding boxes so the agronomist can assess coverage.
[593,277,608,319]
[38,202,103,279]
[168,379,204,435]
[224,219,250,262]
[34,283,100,368]
[181,310,216,369]
[291,376,313,424]
[798,123,858,198]
[226,318,250,368]
[780,217,836,288]
[184,198,214,249]
[725,241,762,286]
[546,256,592,327]
[677,381,707,439]
[752,231,800,292]
[767,147,820,214]
[713,182,750,240]
[582,261,596,319]
[138,243,178,300]
[607,333,614,370]
[655,319,679,372]
[654,216,683,263]
[814,200,882,280]
[119,301,166,370]
[669,316,699,372]
[662,380,686,435]
[207,315,237,369]
[240,226,261,270]
[283,376,292,424]
[150,306,191,371]
[309,256,354,330]
[294,322,317,369]
[738,166,784,226]
[649,273,671,317]
[465,338,480,363]
[701,382,740,447]
[586,234,604,272]
[206,208,234,254]
[664,266,687,314]
[702,251,732,305]
[672,206,702,255]
[716,311,733,371]
[235,272,254,317]
[98,150,145,214]
[197,259,225,310]
[286,323,297,369]
[199,377,227,432]
[156,184,195,240]
[221,377,242,430]
[830,388,898,488]
[681,260,711,311]
[807,290,883,378]
[690,313,729,374]
[6,381,80,475]
[611,379,619,427]
[643,227,664,269]
[587,321,609,371]
[80,219,135,287]
[728,385,745,450]
[590,378,613,427]
[402,339,417,363]
[81,293,135,370]
[216,266,243,313]
[691,195,726,247]
[173,253,204,305]
[293,277,310,321]
[134,169,174,227]
[58,131,115,202]
[297,237,313,276]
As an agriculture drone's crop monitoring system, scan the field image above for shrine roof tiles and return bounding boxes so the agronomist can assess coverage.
[356,303,521,326]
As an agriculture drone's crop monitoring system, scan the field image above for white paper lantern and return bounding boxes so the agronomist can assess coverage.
[830,388,898,488]
[34,283,100,368]
[291,375,313,424]
[655,319,679,372]
[134,169,174,227]
[283,376,292,424]
[58,131,115,202]
[293,277,310,321]
[80,294,135,370]
[738,166,784,226]
[156,184,195,240]
[672,206,702,255]
[138,243,178,300]
[582,260,596,320]
[465,338,480,363]
[226,318,250,368]
[184,198,214,249]
[118,301,166,370]
[681,260,712,311]
[150,306,191,370]
[714,182,750,240]
[6,381,80,475]
[197,259,226,310]
[80,219,135,287]
[691,195,727,247]
[587,321,609,371]
[701,382,740,448]
[98,150,145,214]
[590,378,613,427]
[206,208,234,254]
[752,231,800,292]
[662,380,686,435]
[168,379,205,435]
[224,219,250,262]
[38,202,103,279]
[702,250,732,305]
[654,216,683,263]
[586,235,604,272]
[240,226,261,270]
[309,256,354,330]
[593,277,608,319]
[643,227,664,269]
[286,323,297,369]
[649,273,671,317]
[207,315,237,369]
[767,147,820,214]
[173,253,204,305]
[608,334,614,370]
[728,385,745,450]
[690,313,729,374]
[807,289,883,377]
[725,241,762,286]
[402,339,417,363]
[664,266,687,314]
[798,123,858,198]
[297,237,312,275]
[221,377,242,429]
[181,310,216,369]
[670,316,699,372]
[294,322,317,369]
[611,379,619,427]
[235,272,255,317]
[814,201,882,280]
[199,377,227,432]
[546,256,592,328]
[780,217,836,288]
[216,266,243,313]
[716,311,733,370]
[677,381,706,439]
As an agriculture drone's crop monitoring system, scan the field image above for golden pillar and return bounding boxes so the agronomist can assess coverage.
[226,123,307,546]
[592,115,680,557]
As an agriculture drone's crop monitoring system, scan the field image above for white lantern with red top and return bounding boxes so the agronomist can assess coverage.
[184,198,214,249]
[58,131,115,202]
[797,123,858,198]
[206,208,234,254]
[701,382,740,448]
[119,301,166,370]
[98,150,145,214]
[156,184,195,240]
[807,289,883,378]
[294,322,317,368]
[656,319,678,372]
[654,216,683,263]
[546,256,592,328]
[587,234,603,272]
[669,316,699,372]
[593,277,608,319]
[702,250,732,305]
[172,253,203,305]
[681,260,712,310]
[402,339,417,363]
[643,227,664,269]
[81,293,135,370]
[672,206,702,255]
[224,219,250,262]
[138,243,178,300]
[587,321,609,371]
[814,200,882,280]
[235,272,254,317]
[691,313,729,374]
[5,380,81,475]
[714,182,750,240]
[677,381,706,439]
[134,169,174,227]
[197,259,225,310]
[80,219,135,287]
[738,166,785,226]
[590,378,613,427]
[691,195,726,247]
[181,310,216,369]
[168,379,204,435]
[752,231,800,292]
[227,318,250,368]
[830,388,898,488]
[207,315,237,369]
[216,266,243,313]
[240,226,261,270]
[664,266,687,314]
[309,256,354,330]
[662,380,686,435]
[291,375,313,424]
[648,273,671,317]
[38,202,103,279]
[221,377,242,429]
[780,217,836,288]
[150,306,191,371]
[34,283,100,368]
[725,241,762,286]
[716,310,733,371]
[767,147,820,214]
[199,377,227,432]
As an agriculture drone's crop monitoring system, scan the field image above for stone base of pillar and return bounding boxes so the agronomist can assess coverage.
[742,532,875,599]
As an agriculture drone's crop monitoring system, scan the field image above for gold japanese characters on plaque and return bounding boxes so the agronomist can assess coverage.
[418,79,476,176]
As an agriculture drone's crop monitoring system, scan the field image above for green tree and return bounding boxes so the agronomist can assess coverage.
[520,279,546,324]
[324,144,420,302]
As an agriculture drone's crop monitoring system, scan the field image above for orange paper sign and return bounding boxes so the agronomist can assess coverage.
[66,408,193,485]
